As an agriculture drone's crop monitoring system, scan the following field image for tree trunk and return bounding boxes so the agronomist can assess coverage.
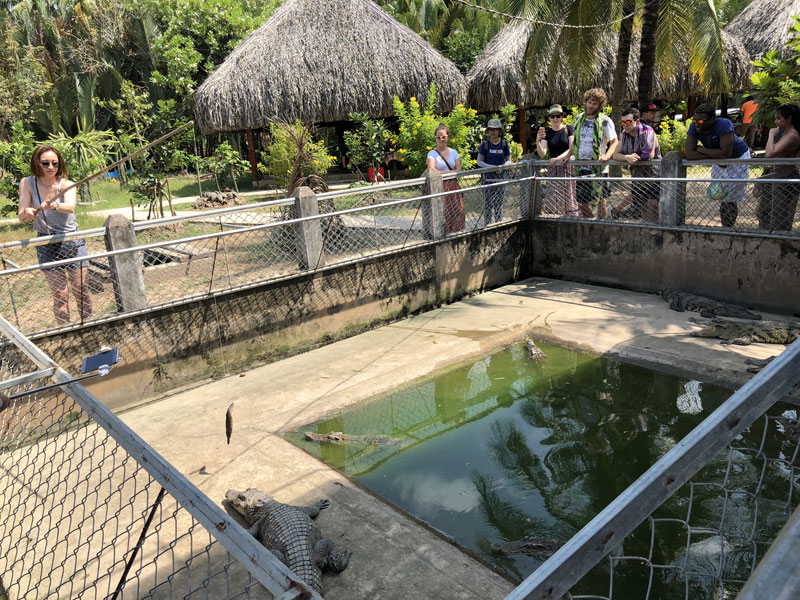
[610,0,636,177]
[637,0,661,105]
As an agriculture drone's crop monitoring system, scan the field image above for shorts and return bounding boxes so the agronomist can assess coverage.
[35,234,89,271]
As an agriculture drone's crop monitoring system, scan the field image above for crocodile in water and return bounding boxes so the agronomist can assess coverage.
[661,290,762,320]
[304,431,396,445]
[690,317,800,345]
[526,339,546,362]
[491,535,562,557]
[225,488,351,593]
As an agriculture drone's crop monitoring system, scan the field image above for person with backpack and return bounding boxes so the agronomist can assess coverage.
[427,123,465,233]
[476,118,511,225]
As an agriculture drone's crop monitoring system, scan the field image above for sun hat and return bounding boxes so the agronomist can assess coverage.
[486,118,503,130]
[548,104,564,115]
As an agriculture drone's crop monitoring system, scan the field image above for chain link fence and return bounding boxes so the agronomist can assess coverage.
[0,315,320,600]
[534,157,800,234]
[0,169,527,337]
[508,339,800,600]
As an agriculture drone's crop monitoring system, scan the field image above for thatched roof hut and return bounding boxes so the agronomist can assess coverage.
[194,0,467,133]
[467,23,753,112]
[724,0,800,60]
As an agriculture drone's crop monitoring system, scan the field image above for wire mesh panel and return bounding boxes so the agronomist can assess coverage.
[0,172,532,337]
[507,340,800,600]
[0,317,319,600]
[450,163,526,232]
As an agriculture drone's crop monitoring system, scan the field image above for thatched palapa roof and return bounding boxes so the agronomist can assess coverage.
[467,22,753,112]
[194,0,467,133]
[724,0,800,60]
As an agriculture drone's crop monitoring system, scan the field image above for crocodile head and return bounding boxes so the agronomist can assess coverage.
[491,536,561,557]
[693,324,720,338]
[225,488,274,525]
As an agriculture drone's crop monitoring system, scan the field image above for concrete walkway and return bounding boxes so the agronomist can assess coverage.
[118,278,790,599]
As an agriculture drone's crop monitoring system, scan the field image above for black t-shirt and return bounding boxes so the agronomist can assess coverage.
[544,125,574,158]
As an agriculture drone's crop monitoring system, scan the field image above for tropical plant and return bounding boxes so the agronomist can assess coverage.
[343,113,390,179]
[0,120,37,215]
[392,83,478,174]
[506,0,734,113]
[47,123,118,204]
[749,17,800,128]
[656,117,691,153]
[206,141,250,193]
[260,121,335,194]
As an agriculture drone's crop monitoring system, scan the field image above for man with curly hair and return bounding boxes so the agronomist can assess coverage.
[572,88,618,218]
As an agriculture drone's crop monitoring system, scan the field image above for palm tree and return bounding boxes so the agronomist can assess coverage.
[503,0,733,109]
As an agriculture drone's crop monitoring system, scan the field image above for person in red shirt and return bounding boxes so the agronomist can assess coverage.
[740,96,759,147]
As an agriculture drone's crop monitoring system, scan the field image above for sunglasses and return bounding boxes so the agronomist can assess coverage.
[436,135,448,140]
[620,119,635,127]
[40,161,59,168]
[549,114,563,119]
[693,116,712,125]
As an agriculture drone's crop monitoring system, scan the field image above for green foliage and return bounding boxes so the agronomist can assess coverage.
[750,17,800,128]
[343,113,390,175]
[657,117,691,153]
[443,27,489,74]
[392,83,478,174]
[133,0,283,98]
[260,121,335,192]
[206,141,250,191]
[0,121,37,215]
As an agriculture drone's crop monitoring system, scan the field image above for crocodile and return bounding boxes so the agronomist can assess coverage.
[744,356,776,373]
[491,535,562,557]
[689,317,800,345]
[526,339,547,362]
[225,488,351,594]
[304,431,395,445]
[661,290,762,320]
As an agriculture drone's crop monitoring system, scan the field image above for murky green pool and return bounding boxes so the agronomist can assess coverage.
[288,342,796,596]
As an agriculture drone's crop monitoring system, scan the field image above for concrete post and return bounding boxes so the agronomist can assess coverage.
[519,160,537,218]
[292,186,325,270]
[659,151,687,226]
[104,214,148,312]
[422,168,445,241]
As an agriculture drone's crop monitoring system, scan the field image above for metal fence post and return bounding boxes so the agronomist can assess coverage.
[292,186,325,270]
[422,168,445,240]
[659,151,686,226]
[104,214,148,312]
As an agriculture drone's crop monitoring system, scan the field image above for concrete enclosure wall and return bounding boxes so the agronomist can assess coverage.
[38,225,531,410]
[530,221,800,315]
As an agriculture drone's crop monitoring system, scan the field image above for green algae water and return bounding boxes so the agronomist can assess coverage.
[288,342,797,597]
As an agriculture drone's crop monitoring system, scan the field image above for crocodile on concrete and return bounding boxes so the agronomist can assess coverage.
[661,290,762,320]
[491,536,562,557]
[225,488,351,594]
[303,431,396,445]
[689,317,800,345]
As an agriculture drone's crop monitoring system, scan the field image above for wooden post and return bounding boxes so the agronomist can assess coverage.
[518,109,528,154]
[246,128,259,183]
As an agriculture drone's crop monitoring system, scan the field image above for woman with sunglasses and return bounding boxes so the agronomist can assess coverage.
[426,123,465,232]
[535,104,578,216]
[18,145,92,325]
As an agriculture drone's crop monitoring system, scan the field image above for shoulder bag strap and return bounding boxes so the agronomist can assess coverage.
[435,148,453,171]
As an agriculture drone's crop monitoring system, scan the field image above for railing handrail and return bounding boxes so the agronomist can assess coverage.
[0,177,526,275]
